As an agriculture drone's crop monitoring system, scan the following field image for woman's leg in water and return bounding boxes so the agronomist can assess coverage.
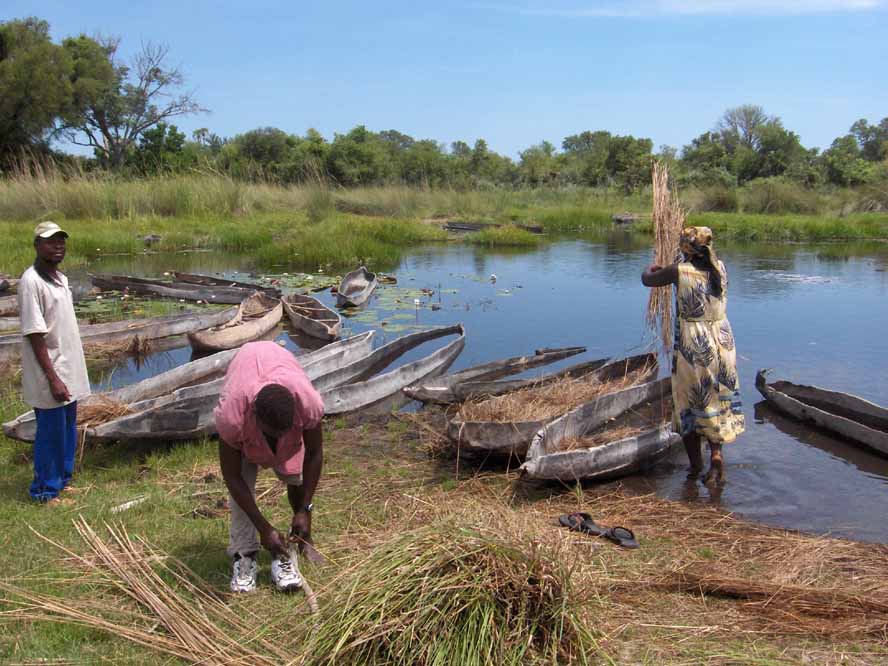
[704,441,725,485]
[683,432,704,477]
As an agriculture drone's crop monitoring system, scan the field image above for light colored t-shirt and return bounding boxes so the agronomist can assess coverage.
[214,341,324,476]
[18,266,91,409]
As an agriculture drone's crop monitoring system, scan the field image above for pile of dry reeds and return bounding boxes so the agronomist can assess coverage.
[1,519,294,665]
[554,423,647,452]
[458,364,652,423]
[76,394,132,426]
[646,161,685,352]
[302,519,599,666]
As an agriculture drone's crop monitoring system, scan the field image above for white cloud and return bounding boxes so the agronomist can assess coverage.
[479,0,883,17]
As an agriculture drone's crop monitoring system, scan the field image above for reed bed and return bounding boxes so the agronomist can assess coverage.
[457,364,652,424]
[646,162,685,352]
[302,519,599,666]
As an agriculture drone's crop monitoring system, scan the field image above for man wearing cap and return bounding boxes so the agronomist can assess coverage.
[18,222,90,502]
[215,340,326,593]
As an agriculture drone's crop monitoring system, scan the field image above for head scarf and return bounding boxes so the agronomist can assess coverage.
[679,226,724,296]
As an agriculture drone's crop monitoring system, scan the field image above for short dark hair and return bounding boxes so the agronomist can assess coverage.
[254,384,296,432]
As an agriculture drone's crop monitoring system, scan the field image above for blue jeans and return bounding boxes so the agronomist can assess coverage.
[30,402,78,502]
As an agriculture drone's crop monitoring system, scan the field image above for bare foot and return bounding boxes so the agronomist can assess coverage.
[703,453,725,486]
[686,464,703,480]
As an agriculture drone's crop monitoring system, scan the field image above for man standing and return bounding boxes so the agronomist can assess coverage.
[19,222,90,502]
[214,340,325,593]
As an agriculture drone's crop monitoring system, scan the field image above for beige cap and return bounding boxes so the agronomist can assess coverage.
[34,221,69,239]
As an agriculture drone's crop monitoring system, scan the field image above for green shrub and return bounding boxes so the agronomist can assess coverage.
[740,179,823,215]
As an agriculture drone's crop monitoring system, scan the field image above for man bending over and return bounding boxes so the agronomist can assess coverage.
[214,341,325,593]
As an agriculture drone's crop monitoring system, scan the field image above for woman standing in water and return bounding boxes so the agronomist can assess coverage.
[641,226,744,484]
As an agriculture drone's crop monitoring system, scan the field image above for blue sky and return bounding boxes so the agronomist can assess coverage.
[4,0,887,157]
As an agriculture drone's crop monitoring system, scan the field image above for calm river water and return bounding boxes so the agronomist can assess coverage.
[86,232,888,543]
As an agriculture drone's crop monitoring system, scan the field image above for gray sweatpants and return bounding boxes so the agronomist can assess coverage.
[227,457,302,558]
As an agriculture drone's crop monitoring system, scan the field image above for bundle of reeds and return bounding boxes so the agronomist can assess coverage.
[554,424,648,452]
[458,364,653,423]
[553,396,672,452]
[1,519,291,665]
[302,519,598,666]
[76,394,132,426]
[83,335,153,362]
[646,161,685,352]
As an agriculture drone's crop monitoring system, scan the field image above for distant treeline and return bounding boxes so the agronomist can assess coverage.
[2,16,887,193]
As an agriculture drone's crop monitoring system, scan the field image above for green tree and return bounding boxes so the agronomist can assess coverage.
[716,104,773,151]
[849,118,888,162]
[62,39,205,169]
[0,18,74,162]
[326,125,392,186]
[128,122,190,174]
[820,135,874,186]
[519,141,558,186]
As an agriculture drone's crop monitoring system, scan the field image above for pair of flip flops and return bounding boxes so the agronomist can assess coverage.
[558,512,639,549]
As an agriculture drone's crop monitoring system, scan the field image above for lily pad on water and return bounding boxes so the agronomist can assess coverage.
[259,272,340,292]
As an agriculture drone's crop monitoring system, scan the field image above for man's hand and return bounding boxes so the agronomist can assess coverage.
[259,525,289,558]
[49,376,71,403]
[291,510,325,563]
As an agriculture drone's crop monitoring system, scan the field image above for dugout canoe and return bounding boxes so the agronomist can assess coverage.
[0,295,17,317]
[520,377,680,481]
[187,293,283,352]
[0,278,17,293]
[90,274,253,304]
[446,351,656,404]
[755,369,888,457]
[282,293,342,341]
[0,317,18,333]
[323,324,465,416]
[172,272,281,298]
[336,266,377,308]
[403,345,588,404]
[2,330,376,443]
[447,352,658,456]
[0,307,238,362]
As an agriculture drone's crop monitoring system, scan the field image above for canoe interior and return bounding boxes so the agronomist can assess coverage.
[771,380,888,434]
[284,294,339,324]
[552,392,673,454]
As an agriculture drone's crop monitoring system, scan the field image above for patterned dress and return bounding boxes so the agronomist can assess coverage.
[672,261,745,444]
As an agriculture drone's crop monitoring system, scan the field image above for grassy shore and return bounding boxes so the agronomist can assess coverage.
[2,174,887,277]
[1,384,886,664]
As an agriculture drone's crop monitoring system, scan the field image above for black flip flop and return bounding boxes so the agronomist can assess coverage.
[558,512,606,537]
[602,526,639,549]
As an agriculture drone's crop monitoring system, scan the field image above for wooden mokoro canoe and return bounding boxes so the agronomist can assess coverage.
[0,294,17,317]
[442,221,544,234]
[0,317,19,333]
[2,331,376,443]
[188,293,283,352]
[282,293,341,341]
[521,377,679,481]
[403,345,587,404]
[447,352,658,456]
[83,330,385,443]
[336,266,377,308]
[324,324,465,416]
[0,278,18,293]
[172,272,281,297]
[755,369,888,457]
[0,307,238,362]
[90,274,254,304]
[446,351,656,404]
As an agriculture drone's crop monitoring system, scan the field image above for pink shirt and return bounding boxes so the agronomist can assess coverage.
[214,341,324,476]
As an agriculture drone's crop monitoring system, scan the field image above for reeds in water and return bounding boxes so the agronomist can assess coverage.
[646,162,685,353]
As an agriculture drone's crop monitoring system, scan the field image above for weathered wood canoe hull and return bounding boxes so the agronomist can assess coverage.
[90,274,253,304]
[187,294,283,352]
[172,272,280,297]
[447,353,659,456]
[336,266,378,308]
[0,307,238,362]
[2,331,375,442]
[282,294,342,341]
[448,351,656,404]
[755,370,888,457]
[323,325,465,416]
[402,345,587,404]
[521,378,679,481]
[0,294,17,317]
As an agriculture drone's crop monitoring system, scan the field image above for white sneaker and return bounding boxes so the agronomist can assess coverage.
[271,555,302,592]
[230,554,258,593]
